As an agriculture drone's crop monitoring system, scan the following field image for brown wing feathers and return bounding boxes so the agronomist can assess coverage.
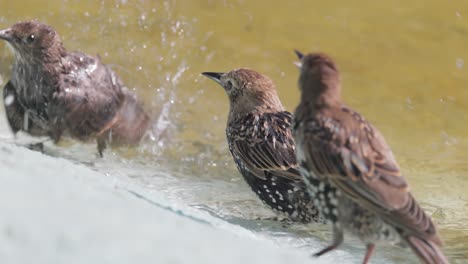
[231,111,301,182]
[316,108,441,241]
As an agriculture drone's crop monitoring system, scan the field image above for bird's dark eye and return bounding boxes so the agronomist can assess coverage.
[226,80,233,90]
[25,34,35,44]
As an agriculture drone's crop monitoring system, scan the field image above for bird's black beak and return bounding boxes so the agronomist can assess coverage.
[0,28,14,42]
[294,49,304,60]
[294,49,304,69]
[201,72,224,85]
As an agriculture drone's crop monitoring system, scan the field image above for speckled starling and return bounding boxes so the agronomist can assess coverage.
[202,69,324,223]
[292,51,448,264]
[0,21,150,156]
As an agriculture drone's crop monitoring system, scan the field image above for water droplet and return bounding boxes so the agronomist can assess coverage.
[456,58,464,69]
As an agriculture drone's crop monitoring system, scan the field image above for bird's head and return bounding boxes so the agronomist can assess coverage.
[202,68,284,116]
[0,20,65,62]
[294,50,342,107]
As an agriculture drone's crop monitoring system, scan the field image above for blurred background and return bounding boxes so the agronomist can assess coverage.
[0,0,467,263]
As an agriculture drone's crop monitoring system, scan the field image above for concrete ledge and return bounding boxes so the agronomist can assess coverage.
[0,142,332,264]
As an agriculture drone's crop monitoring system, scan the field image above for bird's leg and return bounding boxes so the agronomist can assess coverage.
[97,137,107,157]
[281,221,293,228]
[255,216,289,222]
[96,128,114,157]
[255,216,293,228]
[27,138,52,153]
[313,224,344,257]
[362,243,375,264]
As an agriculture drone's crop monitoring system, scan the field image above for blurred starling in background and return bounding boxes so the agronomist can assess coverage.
[292,50,448,264]
[202,69,324,223]
[0,21,150,156]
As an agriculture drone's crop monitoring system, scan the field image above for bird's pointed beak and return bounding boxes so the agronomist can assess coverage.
[201,72,224,85]
[0,28,14,42]
[294,49,304,60]
[294,49,304,69]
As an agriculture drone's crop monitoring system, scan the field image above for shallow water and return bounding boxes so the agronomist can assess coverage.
[0,0,467,263]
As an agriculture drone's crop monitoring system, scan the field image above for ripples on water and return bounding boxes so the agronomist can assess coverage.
[0,0,467,263]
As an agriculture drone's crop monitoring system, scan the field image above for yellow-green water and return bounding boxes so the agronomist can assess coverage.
[0,1,467,262]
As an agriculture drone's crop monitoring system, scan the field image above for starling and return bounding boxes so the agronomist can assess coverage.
[202,69,324,223]
[0,21,150,156]
[292,51,448,264]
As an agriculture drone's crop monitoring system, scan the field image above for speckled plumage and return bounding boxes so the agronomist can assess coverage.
[0,21,150,155]
[293,51,448,264]
[202,69,323,223]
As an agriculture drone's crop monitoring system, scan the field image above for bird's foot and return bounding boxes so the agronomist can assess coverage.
[27,142,44,153]
[255,216,292,228]
[313,243,340,257]
[313,225,344,257]
[255,216,289,222]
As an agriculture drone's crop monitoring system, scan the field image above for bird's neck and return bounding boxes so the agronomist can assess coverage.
[294,84,342,124]
[14,57,61,82]
[13,44,65,71]
[228,95,285,124]
[300,76,342,108]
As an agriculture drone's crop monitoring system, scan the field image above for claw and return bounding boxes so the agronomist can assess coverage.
[313,224,344,257]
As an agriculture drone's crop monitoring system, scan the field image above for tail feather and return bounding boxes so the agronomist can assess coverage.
[385,193,448,263]
[106,91,150,145]
[404,235,449,264]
